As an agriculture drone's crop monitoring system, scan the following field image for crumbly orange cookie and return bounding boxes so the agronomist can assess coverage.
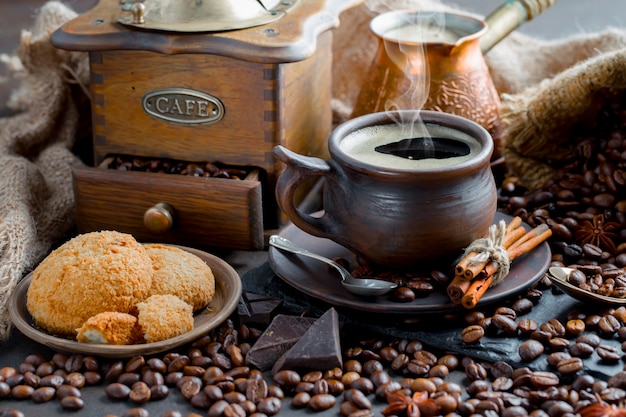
[136,294,194,343]
[143,244,215,311]
[26,231,153,337]
[76,312,143,345]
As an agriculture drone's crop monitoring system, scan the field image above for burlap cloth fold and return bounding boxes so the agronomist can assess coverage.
[0,1,89,341]
[0,0,624,341]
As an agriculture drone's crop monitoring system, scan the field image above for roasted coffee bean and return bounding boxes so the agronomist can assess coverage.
[546,352,571,368]
[150,384,169,401]
[208,400,230,417]
[350,377,374,395]
[465,363,487,381]
[60,395,84,410]
[597,344,622,361]
[312,378,329,396]
[577,333,601,347]
[518,318,538,334]
[529,371,559,389]
[146,358,167,373]
[31,386,56,403]
[21,371,38,388]
[569,342,594,358]
[224,391,246,404]
[492,377,514,391]
[0,381,11,400]
[179,376,203,400]
[462,325,485,344]
[105,382,131,400]
[129,381,151,404]
[65,355,84,373]
[66,372,85,388]
[40,374,64,389]
[518,340,544,362]
[489,361,514,379]
[165,372,183,387]
[56,384,81,399]
[118,372,140,386]
[598,315,621,335]
[11,385,33,400]
[273,370,300,390]
[84,371,101,386]
[391,286,415,302]
[291,391,311,408]
[125,355,145,373]
[167,356,190,373]
[246,378,268,402]
[105,361,124,382]
[4,375,23,388]
[256,396,282,416]
[340,400,360,416]
[548,337,570,351]
[267,384,284,400]
[341,372,361,387]
[410,378,437,394]
[308,393,336,411]
[189,392,212,409]
[344,388,372,410]
[35,362,55,377]
[492,314,519,335]
[540,319,566,337]
[556,357,584,375]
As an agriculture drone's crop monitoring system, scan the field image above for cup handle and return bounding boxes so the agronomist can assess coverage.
[274,145,336,238]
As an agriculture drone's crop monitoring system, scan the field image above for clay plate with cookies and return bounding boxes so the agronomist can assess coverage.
[9,231,242,358]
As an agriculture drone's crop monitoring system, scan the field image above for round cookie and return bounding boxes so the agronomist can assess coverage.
[136,294,194,343]
[144,244,215,311]
[26,231,153,336]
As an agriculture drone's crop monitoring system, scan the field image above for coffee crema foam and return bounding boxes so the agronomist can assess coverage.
[339,123,481,170]
[383,24,460,44]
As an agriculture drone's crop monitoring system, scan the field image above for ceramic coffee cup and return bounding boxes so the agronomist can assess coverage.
[274,110,497,270]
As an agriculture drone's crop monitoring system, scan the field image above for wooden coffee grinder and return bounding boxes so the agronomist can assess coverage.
[52,0,359,250]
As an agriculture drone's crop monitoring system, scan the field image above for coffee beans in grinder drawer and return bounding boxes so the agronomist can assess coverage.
[105,155,250,180]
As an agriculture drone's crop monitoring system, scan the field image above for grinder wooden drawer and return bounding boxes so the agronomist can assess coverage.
[72,165,264,250]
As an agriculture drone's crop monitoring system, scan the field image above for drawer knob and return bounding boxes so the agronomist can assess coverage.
[144,202,175,233]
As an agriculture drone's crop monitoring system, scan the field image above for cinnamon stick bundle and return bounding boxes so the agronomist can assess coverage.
[447,217,552,308]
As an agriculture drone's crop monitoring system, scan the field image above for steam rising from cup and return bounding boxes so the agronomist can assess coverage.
[364,0,453,158]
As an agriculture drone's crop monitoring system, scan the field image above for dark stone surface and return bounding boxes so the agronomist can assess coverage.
[241,261,624,381]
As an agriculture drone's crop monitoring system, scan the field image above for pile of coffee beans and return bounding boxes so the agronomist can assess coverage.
[565,265,626,298]
[499,93,626,270]
[2,299,626,417]
[106,155,249,180]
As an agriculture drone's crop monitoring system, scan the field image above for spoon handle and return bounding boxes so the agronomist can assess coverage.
[268,235,351,282]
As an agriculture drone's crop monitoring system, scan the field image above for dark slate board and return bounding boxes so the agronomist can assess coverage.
[241,261,624,380]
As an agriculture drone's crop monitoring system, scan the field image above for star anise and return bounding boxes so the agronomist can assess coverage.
[574,213,620,254]
[580,400,626,417]
[382,391,438,417]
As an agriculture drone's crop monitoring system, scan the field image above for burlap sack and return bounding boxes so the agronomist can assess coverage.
[0,1,89,341]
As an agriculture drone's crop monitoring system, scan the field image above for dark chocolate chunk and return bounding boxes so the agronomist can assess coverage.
[244,314,316,371]
[272,308,342,375]
[238,292,283,327]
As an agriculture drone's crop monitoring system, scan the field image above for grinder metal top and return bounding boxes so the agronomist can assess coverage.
[51,0,362,63]
[118,0,296,33]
